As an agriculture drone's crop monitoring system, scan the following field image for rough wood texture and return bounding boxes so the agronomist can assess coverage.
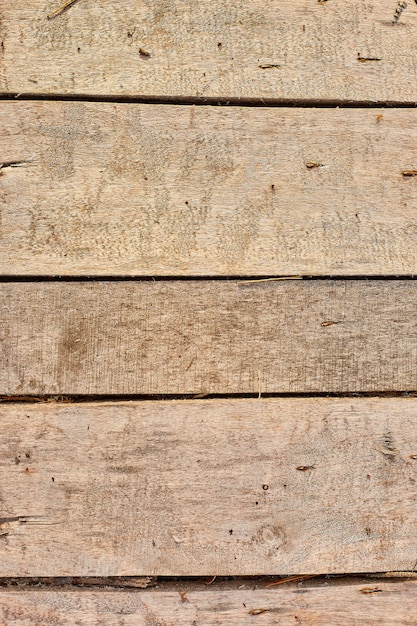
[2,1,417,101]
[1,580,417,625]
[2,103,417,276]
[1,398,417,576]
[2,280,417,395]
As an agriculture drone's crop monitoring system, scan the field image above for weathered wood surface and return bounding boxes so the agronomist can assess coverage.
[1,580,417,625]
[2,1,417,101]
[1,398,417,576]
[2,280,417,395]
[2,103,417,276]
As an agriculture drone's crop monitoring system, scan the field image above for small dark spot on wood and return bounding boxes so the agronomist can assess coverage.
[152,540,156,547]
[185,200,189,204]
[402,170,417,177]
[357,54,382,62]
[271,184,275,190]
[367,474,371,479]
[139,48,151,59]
[283,484,287,488]
[15,456,21,465]
[52,477,55,482]
[229,529,233,535]
[77,47,81,53]
[255,501,259,505]
[305,162,324,169]
[365,527,371,535]
[302,24,306,31]
[259,64,280,69]
[217,42,222,48]
[262,484,269,490]
[25,452,30,459]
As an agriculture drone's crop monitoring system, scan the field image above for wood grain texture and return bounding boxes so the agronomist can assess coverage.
[2,280,417,395]
[2,103,417,276]
[1,580,417,625]
[1,398,417,576]
[2,1,417,101]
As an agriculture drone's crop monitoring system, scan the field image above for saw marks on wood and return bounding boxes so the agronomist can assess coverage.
[2,1,417,101]
[2,104,417,276]
[0,398,417,576]
[2,280,417,395]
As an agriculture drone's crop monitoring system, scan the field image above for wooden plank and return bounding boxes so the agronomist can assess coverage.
[1,580,417,625]
[2,1,417,101]
[1,398,417,576]
[2,103,417,276]
[2,280,417,395]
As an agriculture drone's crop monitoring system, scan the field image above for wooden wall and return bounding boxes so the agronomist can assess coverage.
[2,0,417,622]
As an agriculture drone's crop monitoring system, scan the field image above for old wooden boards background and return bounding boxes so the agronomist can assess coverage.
[2,0,417,623]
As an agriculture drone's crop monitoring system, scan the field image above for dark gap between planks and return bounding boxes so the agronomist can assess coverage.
[0,573,414,591]
[1,93,417,108]
[1,391,417,403]
[2,275,417,282]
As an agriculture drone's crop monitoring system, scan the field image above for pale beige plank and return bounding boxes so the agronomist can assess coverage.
[2,1,417,101]
[1,398,417,576]
[2,103,417,276]
[1,580,417,625]
[2,281,417,395]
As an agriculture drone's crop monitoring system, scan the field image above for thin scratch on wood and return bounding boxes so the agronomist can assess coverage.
[47,0,80,19]
[237,276,303,285]
[357,55,382,62]
[266,574,317,587]
[402,170,417,177]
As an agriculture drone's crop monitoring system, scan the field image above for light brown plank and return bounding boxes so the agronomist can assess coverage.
[2,1,417,101]
[2,280,417,395]
[1,398,417,576]
[1,580,417,625]
[2,103,417,276]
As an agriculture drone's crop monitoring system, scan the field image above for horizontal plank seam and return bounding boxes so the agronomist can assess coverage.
[0,573,416,591]
[2,93,417,108]
[3,275,417,283]
[2,392,417,403]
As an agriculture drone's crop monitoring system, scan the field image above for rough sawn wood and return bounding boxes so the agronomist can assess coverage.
[0,398,417,576]
[2,280,417,395]
[1,580,417,625]
[2,1,417,101]
[2,103,417,276]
